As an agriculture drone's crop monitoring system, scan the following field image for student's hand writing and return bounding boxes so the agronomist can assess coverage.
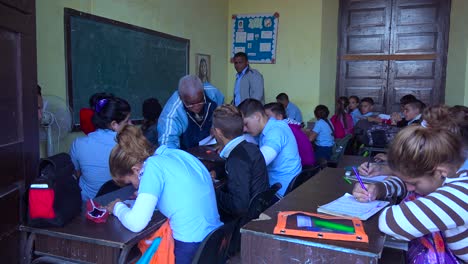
[374,153,388,162]
[106,199,121,215]
[358,162,383,176]
[352,183,378,202]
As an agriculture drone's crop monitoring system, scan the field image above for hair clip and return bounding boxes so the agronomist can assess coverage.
[95,98,108,113]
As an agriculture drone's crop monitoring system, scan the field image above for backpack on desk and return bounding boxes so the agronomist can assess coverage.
[28,153,82,227]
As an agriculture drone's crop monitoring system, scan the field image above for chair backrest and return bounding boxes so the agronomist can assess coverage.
[191,219,239,264]
[328,134,353,167]
[243,182,282,225]
[284,165,321,196]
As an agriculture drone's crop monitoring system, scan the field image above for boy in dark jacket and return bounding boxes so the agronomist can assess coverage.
[211,104,269,222]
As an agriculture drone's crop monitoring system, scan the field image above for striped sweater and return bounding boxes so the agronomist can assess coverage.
[379,172,468,262]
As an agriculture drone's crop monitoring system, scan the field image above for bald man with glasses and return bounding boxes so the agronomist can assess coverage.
[158,75,224,149]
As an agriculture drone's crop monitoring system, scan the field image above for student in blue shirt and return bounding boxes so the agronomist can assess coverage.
[106,125,222,264]
[238,99,302,198]
[276,92,303,123]
[70,96,132,201]
[348,95,361,125]
[309,105,335,162]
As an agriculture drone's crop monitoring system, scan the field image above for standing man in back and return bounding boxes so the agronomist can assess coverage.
[232,52,264,106]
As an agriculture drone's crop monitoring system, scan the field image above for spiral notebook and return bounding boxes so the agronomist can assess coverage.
[318,193,390,221]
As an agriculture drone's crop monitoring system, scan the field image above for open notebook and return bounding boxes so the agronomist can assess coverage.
[318,193,390,221]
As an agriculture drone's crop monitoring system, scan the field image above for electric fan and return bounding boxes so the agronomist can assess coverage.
[40,95,73,157]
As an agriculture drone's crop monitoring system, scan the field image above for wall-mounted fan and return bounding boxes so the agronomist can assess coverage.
[40,95,73,157]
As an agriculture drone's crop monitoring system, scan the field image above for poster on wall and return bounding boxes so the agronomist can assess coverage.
[231,12,279,64]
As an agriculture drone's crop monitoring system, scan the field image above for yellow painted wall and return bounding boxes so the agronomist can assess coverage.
[227,0,339,122]
[36,0,468,156]
[319,0,339,108]
[446,0,468,105]
[36,0,228,156]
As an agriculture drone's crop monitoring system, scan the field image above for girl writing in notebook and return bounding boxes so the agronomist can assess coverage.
[352,126,468,263]
[105,125,222,263]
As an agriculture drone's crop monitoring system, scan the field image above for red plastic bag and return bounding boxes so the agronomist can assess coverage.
[86,199,109,223]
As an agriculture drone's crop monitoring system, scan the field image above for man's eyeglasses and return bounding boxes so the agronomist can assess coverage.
[183,95,206,109]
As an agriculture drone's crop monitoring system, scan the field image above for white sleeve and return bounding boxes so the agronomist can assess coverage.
[113,193,157,232]
[260,145,278,166]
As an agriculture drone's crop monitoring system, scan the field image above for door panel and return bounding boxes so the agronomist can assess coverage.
[388,59,439,113]
[337,0,450,113]
[0,0,33,13]
[342,60,388,113]
[387,0,449,112]
[0,28,23,147]
[338,0,392,111]
[344,0,391,55]
[0,0,38,262]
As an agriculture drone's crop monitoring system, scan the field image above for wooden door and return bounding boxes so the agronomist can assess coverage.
[0,0,38,262]
[337,0,451,113]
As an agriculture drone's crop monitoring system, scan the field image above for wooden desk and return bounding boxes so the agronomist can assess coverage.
[186,145,223,165]
[338,155,368,168]
[240,168,386,264]
[20,151,223,264]
[186,145,226,179]
[20,211,165,264]
[20,186,166,264]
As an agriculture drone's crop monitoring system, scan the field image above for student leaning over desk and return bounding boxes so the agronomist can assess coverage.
[353,126,468,263]
[211,104,269,222]
[106,125,222,264]
[157,75,224,149]
[238,99,301,198]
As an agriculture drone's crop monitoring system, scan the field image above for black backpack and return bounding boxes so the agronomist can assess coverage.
[28,153,82,227]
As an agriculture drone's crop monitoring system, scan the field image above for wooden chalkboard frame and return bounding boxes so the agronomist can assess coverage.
[64,8,190,130]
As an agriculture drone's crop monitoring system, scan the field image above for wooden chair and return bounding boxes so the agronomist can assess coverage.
[191,218,239,264]
[243,182,282,225]
[328,134,353,168]
[284,165,321,196]
[228,182,282,256]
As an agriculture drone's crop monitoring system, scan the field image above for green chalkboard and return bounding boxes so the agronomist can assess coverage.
[65,8,189,128]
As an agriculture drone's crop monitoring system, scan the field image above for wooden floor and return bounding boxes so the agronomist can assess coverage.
[228,248,406,264]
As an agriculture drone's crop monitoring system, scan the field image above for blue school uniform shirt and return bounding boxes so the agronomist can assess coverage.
[459,158,468,172]
[286,102,303,123]
[260,118,302,197]
[350,108,361,125]
[313,119,335,147]
[351,109,374,125]
[138,145,222,242]
[70,129,117,201]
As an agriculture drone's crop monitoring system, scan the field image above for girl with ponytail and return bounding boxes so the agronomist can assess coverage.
[107,125,222,263]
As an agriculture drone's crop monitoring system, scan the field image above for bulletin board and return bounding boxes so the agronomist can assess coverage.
[231,13,279,64]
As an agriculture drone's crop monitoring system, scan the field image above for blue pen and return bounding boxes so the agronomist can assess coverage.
[352,166,368,191]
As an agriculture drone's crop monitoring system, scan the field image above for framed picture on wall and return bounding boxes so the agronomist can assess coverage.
[195,53,211,83]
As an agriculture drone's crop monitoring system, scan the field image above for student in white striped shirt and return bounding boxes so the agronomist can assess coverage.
[353,126,468,262]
